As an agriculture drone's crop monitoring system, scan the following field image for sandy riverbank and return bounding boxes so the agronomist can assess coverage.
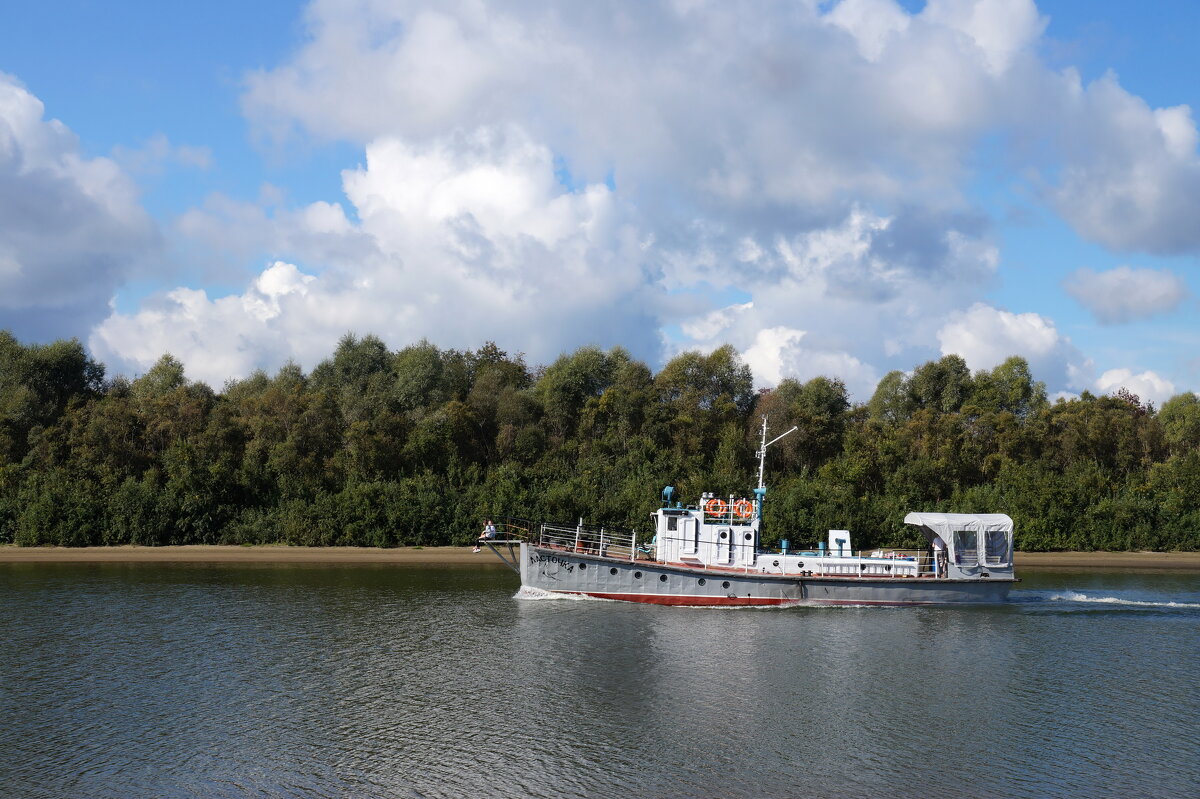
[1,545,1198,570]
[1014,551,1200,570]
[0,545,491,564]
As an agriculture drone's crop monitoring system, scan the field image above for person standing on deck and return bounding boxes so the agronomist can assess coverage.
[473,519,497,553]
[932,535,947,578]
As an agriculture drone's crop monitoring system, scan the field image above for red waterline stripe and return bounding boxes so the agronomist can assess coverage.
[583,592,789,606]
[549,591,929,607]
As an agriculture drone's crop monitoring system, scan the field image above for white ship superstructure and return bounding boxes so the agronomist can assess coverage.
[484,418,1016,606]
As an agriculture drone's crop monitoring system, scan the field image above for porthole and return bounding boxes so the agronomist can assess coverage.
[744,533,753,541]
[579,562,587,570]
[772,560,779,567]
[719,530,727,539]
[798,561,805,569]
[634,571,643,579]
[659,574,668,582]
[698,578,707,586]
[610,567,618,575]
[721,581,730,589]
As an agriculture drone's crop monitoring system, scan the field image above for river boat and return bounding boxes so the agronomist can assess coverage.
[483,419,1016,606]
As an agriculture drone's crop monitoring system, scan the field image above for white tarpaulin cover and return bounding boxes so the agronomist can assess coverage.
[903,513,1013,537]
[904,512,1014,571]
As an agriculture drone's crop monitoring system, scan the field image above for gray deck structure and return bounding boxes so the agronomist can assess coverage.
[486,507,1015,606]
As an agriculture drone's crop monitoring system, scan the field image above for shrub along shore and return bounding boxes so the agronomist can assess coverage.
[2,331,1199,552]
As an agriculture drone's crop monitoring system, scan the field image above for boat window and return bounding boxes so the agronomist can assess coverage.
[721,581,730,589]
[984,530,1010,565]
[578,563,586,570]
[659,574,668,582]
[667,516,678,531]
[634,571,643,579]
[953,530,978,565]
[610,568,618,575]
[698,578,706,586]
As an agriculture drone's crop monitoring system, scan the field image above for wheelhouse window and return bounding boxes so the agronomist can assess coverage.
[984,530,1010,565]
[952,530,977,565]
[667,516,678,531]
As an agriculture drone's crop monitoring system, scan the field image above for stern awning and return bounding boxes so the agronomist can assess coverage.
[903,512,1013,539]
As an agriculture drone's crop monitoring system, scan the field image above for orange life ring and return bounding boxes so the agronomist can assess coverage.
[704,498,727,516]
[733,499,753,519]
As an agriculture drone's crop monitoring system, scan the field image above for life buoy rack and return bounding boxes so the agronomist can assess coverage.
[704,498,727,516]
[733,499,754,519]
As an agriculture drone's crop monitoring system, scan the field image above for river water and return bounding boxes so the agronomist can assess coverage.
[1,562,1197,799]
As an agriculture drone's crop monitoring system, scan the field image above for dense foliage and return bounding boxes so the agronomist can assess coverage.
[1,330,1197,551]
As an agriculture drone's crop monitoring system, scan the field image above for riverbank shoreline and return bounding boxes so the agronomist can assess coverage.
[1,545,1198,570]
[1014,551,1200,570]
[0,545,488,564]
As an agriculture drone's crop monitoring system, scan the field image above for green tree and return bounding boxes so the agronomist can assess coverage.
[1158,392,1200,455]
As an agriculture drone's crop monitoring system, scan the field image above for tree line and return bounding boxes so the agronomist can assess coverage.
[1,329,1197,551]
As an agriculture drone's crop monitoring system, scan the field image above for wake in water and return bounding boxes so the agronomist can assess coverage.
[1018,589,1200,610]
[513,588,912,610]
[516,585,1200,611]
[514,586,607,601]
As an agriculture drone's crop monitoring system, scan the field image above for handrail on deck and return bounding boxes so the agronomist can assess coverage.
[485,518,654,569]
[536,520,651,562]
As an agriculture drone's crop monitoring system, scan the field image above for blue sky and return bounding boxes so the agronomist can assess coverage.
[1,0,1197,404]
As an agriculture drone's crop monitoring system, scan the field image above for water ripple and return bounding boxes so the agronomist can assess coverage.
[0,563,1196,799]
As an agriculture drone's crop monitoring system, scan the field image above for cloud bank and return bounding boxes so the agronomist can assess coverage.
[1094,367,1176,407]
[937,302,1091,392]
[1064,265,1189,324]
[11,0,1190,399]
[0,73,158,341]
[94,127,660,385]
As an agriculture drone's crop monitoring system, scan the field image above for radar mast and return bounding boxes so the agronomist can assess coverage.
[756,415,799,491]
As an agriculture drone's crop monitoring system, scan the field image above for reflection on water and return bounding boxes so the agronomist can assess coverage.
[1,563,1197,798]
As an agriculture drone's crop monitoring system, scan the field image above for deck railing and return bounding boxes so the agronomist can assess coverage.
[496,518,537,542]
[841,549,932,577]
[505,520,943,578]
[537,522,644,561]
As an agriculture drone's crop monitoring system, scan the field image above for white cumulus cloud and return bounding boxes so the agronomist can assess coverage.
[92,126,661,382]
[741,326,878,398]
[1063,265,1189,324]
[241,0,1048,214]
[0,73,158,340]
[77,0,1200,399]
[241,0,1200,258]
[1095,368,1175,407]
[671,207,999,400]
[937,303,1091,390]
[92,262,317,386]
[1044,74,1200,254]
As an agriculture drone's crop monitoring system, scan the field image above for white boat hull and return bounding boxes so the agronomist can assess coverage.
[519,544,1014,606]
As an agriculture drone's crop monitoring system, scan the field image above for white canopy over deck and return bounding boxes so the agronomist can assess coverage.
[904,512,1014,577]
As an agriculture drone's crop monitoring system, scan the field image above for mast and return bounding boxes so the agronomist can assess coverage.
[756,415,798,491]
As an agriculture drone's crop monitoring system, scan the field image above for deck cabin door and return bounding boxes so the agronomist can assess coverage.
[737,527,757,567]
[715,528,732,564]
[680,518,699,558]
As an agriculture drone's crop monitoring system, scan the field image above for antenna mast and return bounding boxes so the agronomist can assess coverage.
[757,415,799,491]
